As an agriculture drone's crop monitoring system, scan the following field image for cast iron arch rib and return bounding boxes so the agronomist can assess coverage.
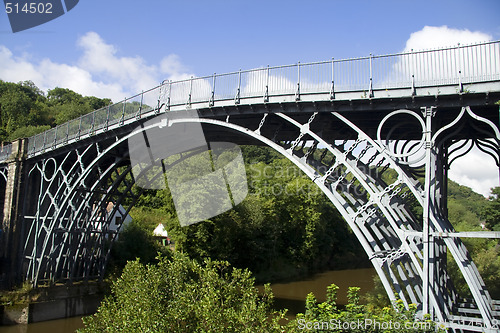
[19,107,500,332]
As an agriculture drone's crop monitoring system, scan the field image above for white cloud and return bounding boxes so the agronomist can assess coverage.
[0,31,193,102]
[448,146,498,197]
[402,26,498,196]
[378,26,498,89]
[77,32,160,95]
[160,54,189,79]
[404,26,492,51]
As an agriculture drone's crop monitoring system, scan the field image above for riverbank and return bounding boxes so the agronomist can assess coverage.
[0,282,106,326]
[0,267,377,331]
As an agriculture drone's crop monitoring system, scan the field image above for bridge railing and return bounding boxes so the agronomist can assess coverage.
[15,40,500,159]
[0,143,12,162]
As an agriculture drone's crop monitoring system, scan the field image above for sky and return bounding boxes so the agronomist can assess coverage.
[0,0,499,196]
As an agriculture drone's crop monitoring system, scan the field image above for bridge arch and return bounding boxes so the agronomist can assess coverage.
[9,40,500,331]
[20,105,499,330]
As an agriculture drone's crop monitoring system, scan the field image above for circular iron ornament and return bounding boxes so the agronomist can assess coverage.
[42,157,57,182]
[376,109,426,159]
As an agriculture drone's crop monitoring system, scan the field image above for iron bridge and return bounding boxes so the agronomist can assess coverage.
[1,41,500,332]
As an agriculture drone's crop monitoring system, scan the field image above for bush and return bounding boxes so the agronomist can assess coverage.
[286,284,442,332]
[107,219,168,273]
[79,253,286,332]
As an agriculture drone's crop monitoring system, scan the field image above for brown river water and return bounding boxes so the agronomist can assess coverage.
[0,267,376,333]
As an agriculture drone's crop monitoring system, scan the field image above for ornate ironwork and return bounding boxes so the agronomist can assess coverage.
[0,41,498,332]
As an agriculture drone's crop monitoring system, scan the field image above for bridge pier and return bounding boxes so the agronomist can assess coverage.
[1,139,27,289]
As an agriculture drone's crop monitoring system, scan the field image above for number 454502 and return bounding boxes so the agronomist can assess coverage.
[5,2,53,14]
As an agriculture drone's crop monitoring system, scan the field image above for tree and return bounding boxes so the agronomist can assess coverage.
[47,87,85,106]
[52,102,92,124]
[483,187,500,231]
[445,185,500,299]
[154,151,367,282]
[0,80,45,138]
[83,96,111,110]
[0,81,111,141]
[7,125,51,141]
[46,87,111,125]
[108,219,168,272]
[79,253,285,333]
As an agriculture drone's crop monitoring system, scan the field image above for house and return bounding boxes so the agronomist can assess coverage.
[89,202,132,239]
[153,223,173,248]
[105,202,132,235]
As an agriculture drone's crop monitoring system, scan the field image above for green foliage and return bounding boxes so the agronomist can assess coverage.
[483,187,500,231]
[363,275,391,310]
[0,80,111,141]
[448,181,488,216]
[241,145,281,164]
[152,152,367,282]
[52,101,92,124]
[446,185,500,299]
[79,253,285,333]
[47,87,111,125]
[108,218,169,273]
[128,206,170,231]
[7,125,51,141]
[0,80,47,139]
[472,246,500,297]
[288,284,441,332]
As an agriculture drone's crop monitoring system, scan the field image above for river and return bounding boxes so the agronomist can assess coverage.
[265,267,376,316]
[0,267,375,332]
[0,316,85,333]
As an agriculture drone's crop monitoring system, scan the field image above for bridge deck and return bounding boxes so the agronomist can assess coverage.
[0,40,499,162]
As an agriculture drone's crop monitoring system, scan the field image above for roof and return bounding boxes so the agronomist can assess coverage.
[153,223,169,238]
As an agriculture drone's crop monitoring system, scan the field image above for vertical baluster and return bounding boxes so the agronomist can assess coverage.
[210,73,216,106]
[91,111,95,135]
[66,121,69,144]
[235,70,241,104]
[264,66,269,102]
[330,58,335,99]
[187,77,193,108]
[77,116,82,140]
[42,131,47,151]
[457,44,463,93]
[138,91,144,118]
[32,134,37,154]
[447,48,452,84]
[167,81,171,110]
[295,62,300,101]
[105,105,110,130]
[479,42,484,80]
[53,125,58,147]
[120,98,126,125]
[368,54,373,98]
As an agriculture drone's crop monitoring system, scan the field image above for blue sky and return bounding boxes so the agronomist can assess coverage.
[2,0,500,79]
[0,0,499,195]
